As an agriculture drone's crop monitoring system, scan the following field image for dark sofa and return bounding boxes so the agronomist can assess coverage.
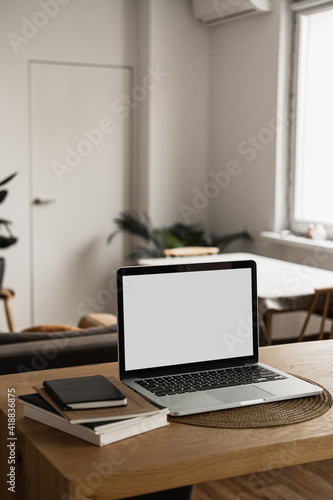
[0,324,118,375]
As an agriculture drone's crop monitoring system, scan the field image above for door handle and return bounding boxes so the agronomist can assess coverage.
[33,198,56,206]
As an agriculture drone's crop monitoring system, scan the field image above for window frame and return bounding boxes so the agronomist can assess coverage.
[288,2,333,238]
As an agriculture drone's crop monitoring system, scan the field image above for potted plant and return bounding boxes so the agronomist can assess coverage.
[107,210,251,260]
[0,173,18,288]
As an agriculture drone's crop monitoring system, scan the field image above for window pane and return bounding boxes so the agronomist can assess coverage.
[294,7,333,225]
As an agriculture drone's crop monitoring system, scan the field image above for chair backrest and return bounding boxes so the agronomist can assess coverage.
[0,258,4,290]
[163,246,220,258]
[298,287,333,341]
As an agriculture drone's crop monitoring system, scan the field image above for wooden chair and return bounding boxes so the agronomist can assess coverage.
[0,288,15,332]
[297,287,333,342]
[163,246,220,258]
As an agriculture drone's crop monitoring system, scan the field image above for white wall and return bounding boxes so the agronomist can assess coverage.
[205,0,317,259]
[208,3,282,249]
[207,0,333,270]
[207,0,333,340]
[0,0,137,330]
[145,0,210,226]
[0,0,210,330]
[2,0,332,335]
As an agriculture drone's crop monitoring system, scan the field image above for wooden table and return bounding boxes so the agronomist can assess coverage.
[1,340,333,500]
[138,252,333,344]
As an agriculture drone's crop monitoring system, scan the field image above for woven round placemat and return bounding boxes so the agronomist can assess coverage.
[168,376,332,428]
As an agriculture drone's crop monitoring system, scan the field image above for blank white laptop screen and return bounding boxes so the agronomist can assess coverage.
[122,267,253,371]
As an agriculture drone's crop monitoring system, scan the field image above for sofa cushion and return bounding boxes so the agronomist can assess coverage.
[21,324,80,333]
[0,325,117,345]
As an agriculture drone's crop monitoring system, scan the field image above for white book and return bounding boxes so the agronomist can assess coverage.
[19,394,169,447]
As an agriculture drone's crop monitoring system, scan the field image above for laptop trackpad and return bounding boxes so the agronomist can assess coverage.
[210,385,273,404]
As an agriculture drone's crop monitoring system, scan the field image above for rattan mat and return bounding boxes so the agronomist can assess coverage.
[168,376,332,428]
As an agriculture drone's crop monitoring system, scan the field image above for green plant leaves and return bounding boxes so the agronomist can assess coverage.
[0,172,17,187]
[0,236,18,248]
[0,173,18,248]
[108,211,251,261]
[0,219,17,249]
[0,190,8,204]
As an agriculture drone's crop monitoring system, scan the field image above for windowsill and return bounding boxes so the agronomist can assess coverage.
[260,231,333,251]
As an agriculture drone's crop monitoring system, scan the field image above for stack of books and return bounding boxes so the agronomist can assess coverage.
[19,375,169,446]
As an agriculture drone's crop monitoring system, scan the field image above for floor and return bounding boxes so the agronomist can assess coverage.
[192,458,333,500]
[194,336,332,499]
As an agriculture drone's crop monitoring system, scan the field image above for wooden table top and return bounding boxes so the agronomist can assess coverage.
[1,340,333,500]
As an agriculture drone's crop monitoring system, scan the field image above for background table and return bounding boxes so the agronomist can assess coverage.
[139,252,333,343]
[1,340,333,500]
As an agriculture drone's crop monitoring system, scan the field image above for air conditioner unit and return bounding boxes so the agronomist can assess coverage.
[192,0,273,26]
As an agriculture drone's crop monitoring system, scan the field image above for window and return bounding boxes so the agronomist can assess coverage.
[290,3,333,235]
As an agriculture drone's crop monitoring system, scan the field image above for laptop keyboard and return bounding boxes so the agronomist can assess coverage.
[136,365,287,397]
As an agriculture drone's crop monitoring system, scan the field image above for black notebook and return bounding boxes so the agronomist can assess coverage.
[43,375,127,410]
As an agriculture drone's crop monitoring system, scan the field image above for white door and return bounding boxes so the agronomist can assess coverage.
[30,61,131,326]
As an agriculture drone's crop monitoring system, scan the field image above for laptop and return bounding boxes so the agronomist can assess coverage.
[117,260,322,416]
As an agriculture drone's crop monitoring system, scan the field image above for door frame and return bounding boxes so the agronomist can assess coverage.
[28,59,135,325]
